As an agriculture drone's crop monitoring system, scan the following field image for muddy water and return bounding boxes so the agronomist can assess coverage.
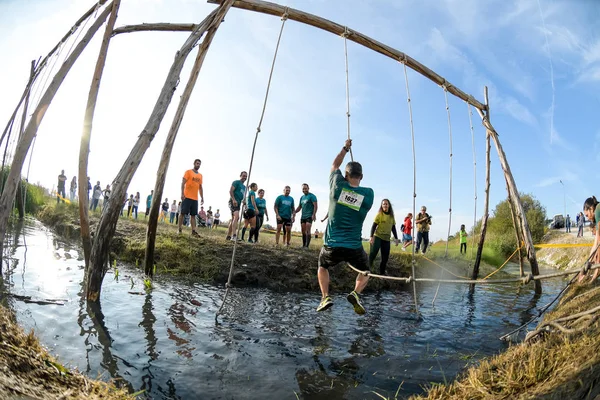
[1,221,566,399]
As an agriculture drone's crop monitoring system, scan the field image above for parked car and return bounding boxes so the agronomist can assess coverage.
[548,214,565,229]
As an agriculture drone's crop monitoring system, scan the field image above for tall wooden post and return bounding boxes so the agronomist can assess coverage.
[85,8,220,302]
[78,0,121,268]
[475,90,542,293]
[0,3,114,260]
[144,0,234,276]
[472,88,491,279]
[506,178,525,277]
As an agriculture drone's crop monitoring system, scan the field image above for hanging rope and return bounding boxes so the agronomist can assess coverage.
[443,87,453,257]
[482,244,523,280]
[216,10,288,322]
[341,26,354,162]
[402,60,419,314]
[467,103,477,261]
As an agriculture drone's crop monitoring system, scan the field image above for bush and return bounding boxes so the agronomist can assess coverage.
[0,167,47,215]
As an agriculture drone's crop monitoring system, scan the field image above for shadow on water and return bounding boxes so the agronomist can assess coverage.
[1,221,571,399]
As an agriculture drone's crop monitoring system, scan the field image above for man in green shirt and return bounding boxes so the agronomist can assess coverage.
[317,139,374,315]
[274,186,295,246]
[295,183,318,248]
[226,171,247,241]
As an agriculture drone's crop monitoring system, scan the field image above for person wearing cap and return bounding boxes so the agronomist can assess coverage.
[415,205,432,254]
[316,139,374,315]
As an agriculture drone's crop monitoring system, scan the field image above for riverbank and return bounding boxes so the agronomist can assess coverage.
[0,304,129,399]
[413,230,600,399]
[37,202,497,293]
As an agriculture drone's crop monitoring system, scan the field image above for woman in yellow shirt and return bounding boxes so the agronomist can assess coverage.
[369,199,399,275]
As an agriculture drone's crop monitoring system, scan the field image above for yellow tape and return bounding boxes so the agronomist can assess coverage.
[534,243,593,248]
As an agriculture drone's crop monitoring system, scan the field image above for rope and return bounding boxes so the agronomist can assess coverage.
[342,26,354,162]
[499,245,599,341]
[467,104,477,261]
[345,261,600,285]
[402,60,419,314]
[482,244,523,280]
[443,87,453,258]
[216,10,287,321]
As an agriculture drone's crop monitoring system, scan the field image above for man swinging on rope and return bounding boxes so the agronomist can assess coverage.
[317,139,374,315]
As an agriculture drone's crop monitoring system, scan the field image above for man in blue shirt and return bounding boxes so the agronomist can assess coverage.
[274,186,295,246]
[317,139,374,315]
[295,183,318,248]
[226,171,247,241]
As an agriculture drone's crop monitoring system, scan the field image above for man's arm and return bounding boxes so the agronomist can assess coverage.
[181,178,186,200]
[229,184,237,206]
[312,200,318,222]
[295,204,302,214]
[331,139,352,173]
[274,198,280,219]
[199,184,204,205]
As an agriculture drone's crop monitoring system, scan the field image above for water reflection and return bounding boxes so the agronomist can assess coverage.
[1,222,572,399]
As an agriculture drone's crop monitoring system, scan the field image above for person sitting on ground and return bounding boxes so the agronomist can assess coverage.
[226,171,247,241]
[253,189,269,243]
[368,199,399,275]
[241,183,259,243]
[295,183,318,248]
[459,224,468,254]
[402,213,413,251]
[274,186,295,246]
[179,159,204,236]
[316,139,374,315]
[579,197,600,283]
[415,206,432,254]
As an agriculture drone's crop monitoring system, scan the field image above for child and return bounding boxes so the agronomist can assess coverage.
[459,224,468,254]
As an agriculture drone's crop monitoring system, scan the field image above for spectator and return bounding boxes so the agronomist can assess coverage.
[415,206,432,254]
[170,200,177,224]
[133,192,140,219]
[102,185,111,210]
[402,213,413,251]
[179,159,204,236]
[226,171,247,241]
[160,198,169,223]
[198,206,207,227]
[577,212,584,238]
[57,170,67,204]
[145,190,153,219]
[90,181,102,211]
[69,176,77,202]
[213,209,221,229]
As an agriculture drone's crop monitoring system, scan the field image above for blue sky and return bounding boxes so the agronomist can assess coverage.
[0,0,598,240]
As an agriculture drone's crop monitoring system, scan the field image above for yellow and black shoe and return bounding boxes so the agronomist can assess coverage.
[347,291,366,315]
[316,296,333,312]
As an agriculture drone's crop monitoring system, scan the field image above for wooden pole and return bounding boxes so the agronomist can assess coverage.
[472,88,491,280]
[144,0,234,277]
[113,23,198,36]
[207,0,486,111]
[505,178,525,277]
[15,61,36,219]
[85,7,220,302]
[78,0,121,268]
[0,3,114,260]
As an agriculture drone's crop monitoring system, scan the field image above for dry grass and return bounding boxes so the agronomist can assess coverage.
[0,305,133,399]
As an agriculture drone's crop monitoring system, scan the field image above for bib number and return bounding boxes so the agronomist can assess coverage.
[338,188,364,211]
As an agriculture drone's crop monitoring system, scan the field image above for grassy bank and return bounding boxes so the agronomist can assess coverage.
[0,304,130,399]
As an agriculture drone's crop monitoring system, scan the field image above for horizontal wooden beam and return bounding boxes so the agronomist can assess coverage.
[112,23,198,35]
[207,0,486,111]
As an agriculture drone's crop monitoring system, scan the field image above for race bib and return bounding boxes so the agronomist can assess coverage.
[338,188,364,211]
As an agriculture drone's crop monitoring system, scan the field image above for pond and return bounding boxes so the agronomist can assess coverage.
[0,220,566,399]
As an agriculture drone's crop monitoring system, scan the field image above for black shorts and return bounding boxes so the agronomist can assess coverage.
[277,217,292,227]
[181,198,198,216]
[244,209,256,219]
[301,217,313,224]
[228,199,240,214]
[145,207,150,216]
[318,246,370,272]
[214,219,220,226]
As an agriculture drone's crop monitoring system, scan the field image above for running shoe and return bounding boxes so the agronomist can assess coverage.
[226,236,231,241]
[248,239,254,243]
[191,230,199,237]
[316,296,333,312]
[347,291,366,315]
[178,228,182,234]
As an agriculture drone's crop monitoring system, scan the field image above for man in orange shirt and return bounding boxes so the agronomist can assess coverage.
[179,159,204,236]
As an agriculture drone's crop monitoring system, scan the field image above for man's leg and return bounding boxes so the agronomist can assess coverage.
[354,274,370,294]
[286,222,292,245]
[305,223,313,247]
[190,213,197,232]
[231,211,240,238]
[423,232,430,253]
[318,266,330,297]
[275,224,282,244]
[301,223,307,247]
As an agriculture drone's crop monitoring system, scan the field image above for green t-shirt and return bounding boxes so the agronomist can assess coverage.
[373,212,395,241]
[300,193,318,220]
[460,230,467,244]
[275,195,295,219]
[246,190,256,210]
[231,180,246,204]
[595,207,600,230]
[324,170,374,249]
[256,197,266,216]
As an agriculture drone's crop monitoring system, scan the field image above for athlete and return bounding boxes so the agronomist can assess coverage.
[368,199,399,275]
[316,139,374,315]
[274,186,295,246]
[226,171,247,241]
[241,183,258,243]
[295,183,318,248]
[178,159,204,236]
[254,189,269,243]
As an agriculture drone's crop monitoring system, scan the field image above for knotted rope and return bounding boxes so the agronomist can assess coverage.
[341,26,354,162]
